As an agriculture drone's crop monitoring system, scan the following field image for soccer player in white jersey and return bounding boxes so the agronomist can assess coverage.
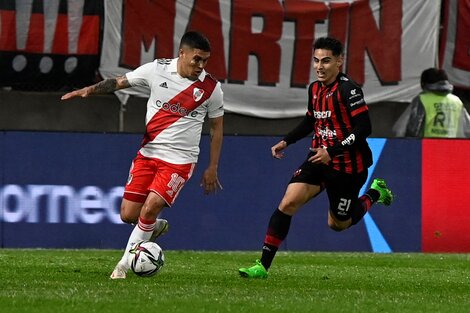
[61,31,224,279]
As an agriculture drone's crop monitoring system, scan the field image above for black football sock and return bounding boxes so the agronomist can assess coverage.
[365,188,380,203]
[351,194,373,225]
[260,208,292,270]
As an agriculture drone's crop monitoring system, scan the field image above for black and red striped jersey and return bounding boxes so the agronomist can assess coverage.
[307,73,372,174]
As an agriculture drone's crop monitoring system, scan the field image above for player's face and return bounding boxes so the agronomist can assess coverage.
[313,49,343,86]
[178,47,211,80]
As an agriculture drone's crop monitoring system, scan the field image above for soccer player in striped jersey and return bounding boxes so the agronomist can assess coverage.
[62,31,224,279]
[239,37,393,279]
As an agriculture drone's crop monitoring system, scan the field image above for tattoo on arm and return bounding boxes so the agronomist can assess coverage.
[91,79,118,94]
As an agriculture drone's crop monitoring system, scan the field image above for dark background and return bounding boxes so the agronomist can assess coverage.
[1,88,469,137]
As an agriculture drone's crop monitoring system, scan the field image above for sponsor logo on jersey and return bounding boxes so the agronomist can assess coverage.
[341,134,355,146]
[159,82,168,88]
[349,88,362,100]
[313,110,332,118]
[350,99,365,107]
[318,126,337,140]
[156,100,199,117]
[193,88,204,102]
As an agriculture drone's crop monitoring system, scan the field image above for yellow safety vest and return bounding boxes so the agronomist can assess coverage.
[420,93,463,138]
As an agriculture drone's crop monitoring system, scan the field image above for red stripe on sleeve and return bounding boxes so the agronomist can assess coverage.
[350,105,368,117]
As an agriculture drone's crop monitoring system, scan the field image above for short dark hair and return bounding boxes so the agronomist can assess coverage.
[313,37,343,56]
[421,68,448,85]
[179,31,211,52]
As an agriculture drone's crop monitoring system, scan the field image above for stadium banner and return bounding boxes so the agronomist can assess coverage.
[99,0,440,118]
[0,131,423,252]
[0,0,102,90]
[440,0,470,89]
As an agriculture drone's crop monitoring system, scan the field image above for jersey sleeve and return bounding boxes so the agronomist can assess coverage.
[207,82,224,119]
[306,82,315,117]
[125,61,157,88]
[283,113,315,146]
[326,80,371,157]
[339,81,368,117]
[283,83,315,145]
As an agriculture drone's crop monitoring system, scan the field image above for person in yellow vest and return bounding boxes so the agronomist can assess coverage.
[393,68,470,138]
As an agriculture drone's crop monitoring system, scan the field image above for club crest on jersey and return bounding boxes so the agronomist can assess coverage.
[193,88,204,102]
[312,94,317,106]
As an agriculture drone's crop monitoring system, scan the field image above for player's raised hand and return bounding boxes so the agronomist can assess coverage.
[271,140,287,159]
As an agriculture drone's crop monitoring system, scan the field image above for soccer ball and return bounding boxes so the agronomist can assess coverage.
[128,240,165,277]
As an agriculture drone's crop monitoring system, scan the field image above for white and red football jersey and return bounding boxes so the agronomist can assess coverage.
[126,58,224,164]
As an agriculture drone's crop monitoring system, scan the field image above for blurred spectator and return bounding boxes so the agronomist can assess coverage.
[393,68,470,138]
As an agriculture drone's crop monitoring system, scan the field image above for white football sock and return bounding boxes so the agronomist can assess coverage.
[118,217,156,269]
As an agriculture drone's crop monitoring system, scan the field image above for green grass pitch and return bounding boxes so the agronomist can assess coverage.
[0,250,469,313]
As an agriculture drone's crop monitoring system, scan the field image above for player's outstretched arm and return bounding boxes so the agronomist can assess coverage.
[61,75,131,100]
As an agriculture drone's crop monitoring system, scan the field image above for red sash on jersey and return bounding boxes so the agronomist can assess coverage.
[141,77,217,147]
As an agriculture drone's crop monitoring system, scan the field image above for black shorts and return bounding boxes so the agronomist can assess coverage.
[289,155,368,221]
